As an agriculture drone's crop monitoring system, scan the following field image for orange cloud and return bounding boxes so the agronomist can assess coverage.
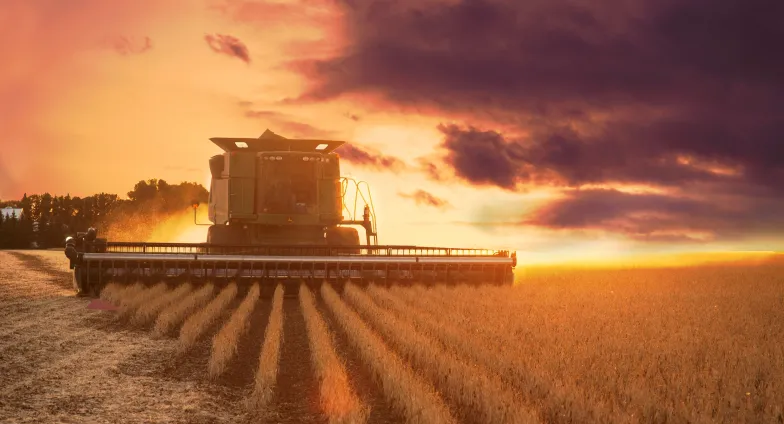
[336,144,408,172]
[204,33,251,63]
[209,0,337,28]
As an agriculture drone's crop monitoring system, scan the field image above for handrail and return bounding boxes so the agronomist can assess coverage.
[340,177,378,244]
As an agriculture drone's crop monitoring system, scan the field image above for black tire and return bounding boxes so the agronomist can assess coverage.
[73,267,100,297]
[326,227,361,254]
[73,267,87,296]
[206,225,221,244]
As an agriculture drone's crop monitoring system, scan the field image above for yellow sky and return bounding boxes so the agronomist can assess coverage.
[1,0,778,266]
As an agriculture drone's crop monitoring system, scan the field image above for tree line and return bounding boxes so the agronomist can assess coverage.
[0,179,208,249]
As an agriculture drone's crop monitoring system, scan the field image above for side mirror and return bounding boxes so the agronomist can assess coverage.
[191,199,200,210]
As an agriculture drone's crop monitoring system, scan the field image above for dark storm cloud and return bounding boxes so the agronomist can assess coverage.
[205,33,251,63]
[294,0,784,190]
[291,0,784,241]
[438,124,519,189]
[526,189,784,243]
[398,189,452,209]
[436,123,747,190]
[297,0,784,107]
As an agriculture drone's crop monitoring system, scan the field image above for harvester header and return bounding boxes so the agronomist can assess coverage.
[64,129,517,296]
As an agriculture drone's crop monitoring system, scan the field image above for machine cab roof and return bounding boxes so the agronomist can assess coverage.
[210,129,345,154]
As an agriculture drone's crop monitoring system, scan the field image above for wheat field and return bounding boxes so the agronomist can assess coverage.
[1,250,782,424]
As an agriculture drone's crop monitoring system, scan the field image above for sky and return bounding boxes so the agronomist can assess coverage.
[1,0,782,264]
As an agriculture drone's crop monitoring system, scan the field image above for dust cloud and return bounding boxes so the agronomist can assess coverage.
[102,204,209,243]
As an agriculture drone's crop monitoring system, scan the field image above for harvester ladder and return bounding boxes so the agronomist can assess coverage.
[341,177,378,246]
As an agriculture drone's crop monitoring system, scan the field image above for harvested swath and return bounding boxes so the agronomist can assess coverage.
[208,283,261,378]
[152,284,215,338]
[100,282,145,305]
[300,284,368,424]
[117,282,169,320]
[248,284,284,411]
[321,283,456,424]
[132,283,193,326]
[178,283,238,352]
[343,283,537,424]
[177,283,237,351]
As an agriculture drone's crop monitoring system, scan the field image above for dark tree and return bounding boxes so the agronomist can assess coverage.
[0,180,207,249]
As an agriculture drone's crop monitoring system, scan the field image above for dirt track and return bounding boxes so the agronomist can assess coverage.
[0,251,242,423]
[0,250,375,424]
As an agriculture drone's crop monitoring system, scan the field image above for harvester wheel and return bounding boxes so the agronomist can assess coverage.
[73,268,87,297]
[326,227,360,254]
[73,268,99,297]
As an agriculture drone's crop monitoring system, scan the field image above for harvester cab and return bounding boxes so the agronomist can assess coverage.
[65,130,517,297]
[202,129,376,248]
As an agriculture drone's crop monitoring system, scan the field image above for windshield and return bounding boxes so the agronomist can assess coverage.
[258,158,319,214]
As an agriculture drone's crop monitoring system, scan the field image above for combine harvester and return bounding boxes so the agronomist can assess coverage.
[64,130,517,296]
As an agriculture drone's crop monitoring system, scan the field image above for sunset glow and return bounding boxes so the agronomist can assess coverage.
[1,0,781,266]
